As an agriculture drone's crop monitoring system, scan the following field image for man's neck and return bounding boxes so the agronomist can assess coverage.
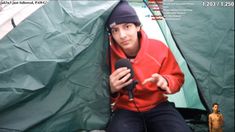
[124,40,140,58]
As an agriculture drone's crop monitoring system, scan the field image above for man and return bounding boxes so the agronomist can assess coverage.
[209,103,224,132]
[106,1,191,132]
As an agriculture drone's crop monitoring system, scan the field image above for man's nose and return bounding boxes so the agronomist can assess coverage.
[119,29,127,39]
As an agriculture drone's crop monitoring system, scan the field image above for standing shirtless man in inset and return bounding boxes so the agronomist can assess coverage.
[208,103,224,132]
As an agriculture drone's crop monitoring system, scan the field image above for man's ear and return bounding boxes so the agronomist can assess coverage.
[109,35,116,45]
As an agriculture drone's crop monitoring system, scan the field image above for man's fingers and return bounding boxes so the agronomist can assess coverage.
[152,73,161,79]
[143,74,171,94]
[165,86,172,94]
[119,73,131,83]
[112,67,128,76]
[156,79,164,87]
[111,67,130,80]
[142,77,155,85]
[120,79,133,88]
[142,74,161,85]
[109,67,132,93]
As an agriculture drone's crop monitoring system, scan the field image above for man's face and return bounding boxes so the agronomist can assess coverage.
[111,23,140,56]
[212,104,219,112]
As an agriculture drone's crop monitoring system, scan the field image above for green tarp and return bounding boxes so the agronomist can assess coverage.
[0,1,118,131]
[164,1,234,132]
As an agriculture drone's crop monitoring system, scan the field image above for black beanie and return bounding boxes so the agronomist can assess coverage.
[106,0,141,32]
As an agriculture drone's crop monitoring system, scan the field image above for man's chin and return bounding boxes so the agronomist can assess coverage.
[122,46,132,51]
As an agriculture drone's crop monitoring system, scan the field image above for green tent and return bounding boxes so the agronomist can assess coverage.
[0,0,234,131]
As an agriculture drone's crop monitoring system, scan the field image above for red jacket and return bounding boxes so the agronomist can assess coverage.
[110,29,184,112]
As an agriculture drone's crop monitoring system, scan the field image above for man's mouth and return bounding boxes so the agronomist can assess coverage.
[121,40,129,45]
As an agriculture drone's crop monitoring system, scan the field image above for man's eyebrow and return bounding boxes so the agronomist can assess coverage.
[111,26,119,30]
[111,27,117,30]
[124,23,132,25]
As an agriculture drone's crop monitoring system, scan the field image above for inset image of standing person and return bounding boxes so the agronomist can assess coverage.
[209,103,224,132]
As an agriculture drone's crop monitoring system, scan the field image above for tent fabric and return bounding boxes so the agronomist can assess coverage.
[162,1,234,132]
[0,1,118,131]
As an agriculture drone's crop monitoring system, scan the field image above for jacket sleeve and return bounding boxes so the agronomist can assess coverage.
[160,48,184,94]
